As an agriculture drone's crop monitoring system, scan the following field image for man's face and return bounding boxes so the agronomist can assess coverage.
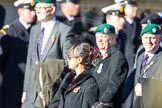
[124,4,138,19]
[65,2,80,17]
[19,8,36,24]
[142,33,160,53]
[106,15,125,31]
[34,3,55,22]
[95,33,114,50]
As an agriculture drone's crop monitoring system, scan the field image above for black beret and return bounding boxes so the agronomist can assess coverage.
[59,0,80,3]
[140,13,162,25]
[125,0,137,6]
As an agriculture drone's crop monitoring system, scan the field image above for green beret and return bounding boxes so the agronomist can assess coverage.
[34,0,56,5]
[94,23,115,35]
[140,24,160,36]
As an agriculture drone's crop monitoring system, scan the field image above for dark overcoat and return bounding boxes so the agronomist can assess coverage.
[56,11,83,36]
[0,19,31,108]
[123,18,142,71]
[93,46,128,108]
[49,69,99,108]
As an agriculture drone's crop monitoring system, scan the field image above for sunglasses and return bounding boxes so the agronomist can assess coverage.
[68,55,79,60]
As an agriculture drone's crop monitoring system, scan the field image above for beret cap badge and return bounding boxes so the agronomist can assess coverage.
[120,5,124,13]
[104,28,108,34]
[152,27,157,33]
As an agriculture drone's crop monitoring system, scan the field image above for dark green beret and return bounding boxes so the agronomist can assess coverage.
[140,24,160,36]
[34,0,56,5]
[94,23,115,35]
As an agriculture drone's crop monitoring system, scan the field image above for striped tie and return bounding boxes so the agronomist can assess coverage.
[38,27,45,59]
[140,54,149,73]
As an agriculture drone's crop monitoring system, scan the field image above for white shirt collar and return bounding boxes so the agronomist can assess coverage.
[144,46,160,63]
[100,50,107,55]
[125,17,134,24]
[40,16,56,54]
[41,17,56,29]
[19,18,31,29]
[65,15,74,21]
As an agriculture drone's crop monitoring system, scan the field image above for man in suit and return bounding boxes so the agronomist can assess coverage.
[21,0,75,108]
[55,0,84,42]
[131,24,162,108]
[123,0,142,71]
[101,2,127,56]
[122,12,162,108]
[0,0,36,108]
[92,23,128,108]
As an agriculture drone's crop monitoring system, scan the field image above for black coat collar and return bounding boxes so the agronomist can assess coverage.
[95,45,118,66]
[64,68,93,94]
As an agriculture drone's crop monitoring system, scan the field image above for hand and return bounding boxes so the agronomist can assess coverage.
[39,91,46,106]
[21,92,26,103]
[135,83,142,96]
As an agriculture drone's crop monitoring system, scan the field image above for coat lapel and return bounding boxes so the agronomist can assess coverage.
[64,70,92,95]
[40,21,59,62]
[143,47,162,74]
[34,24,41,61]
[95,45,116,67]
[135,52,144,83]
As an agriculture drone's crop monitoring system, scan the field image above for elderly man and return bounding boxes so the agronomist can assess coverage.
[128,24,162,108]
[0,0,36,108]
[21,0,75,108]
[101,2,126,55]
[92,23,128,108]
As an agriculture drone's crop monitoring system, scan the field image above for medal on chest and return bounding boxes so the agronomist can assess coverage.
[97,63,103,74]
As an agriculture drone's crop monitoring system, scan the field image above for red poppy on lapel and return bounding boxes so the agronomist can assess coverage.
[102,52,109,59]
[72,87,81,93]
[51,35,56,42]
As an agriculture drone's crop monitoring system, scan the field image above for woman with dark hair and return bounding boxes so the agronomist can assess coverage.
[48,42,100,108]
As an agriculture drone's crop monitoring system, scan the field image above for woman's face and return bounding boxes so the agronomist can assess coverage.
[67,53,80,71]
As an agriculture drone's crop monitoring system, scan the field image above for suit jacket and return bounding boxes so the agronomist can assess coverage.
[49,69,98,108]
[0,19,31,108]
[132,46,162,108]
[23,20,75,104]
[93,45,128,108]
[123,18,142,71]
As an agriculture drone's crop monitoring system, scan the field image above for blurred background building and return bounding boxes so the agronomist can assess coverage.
[0,0,162,28]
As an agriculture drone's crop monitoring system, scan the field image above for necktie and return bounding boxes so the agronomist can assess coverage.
[140,54,149,73]
[38,27,45,59]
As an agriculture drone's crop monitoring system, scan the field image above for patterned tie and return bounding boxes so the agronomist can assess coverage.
[38,27,45,59]
[140,54,149,73]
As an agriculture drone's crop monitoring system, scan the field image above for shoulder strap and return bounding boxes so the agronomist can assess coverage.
[0,24,11,36]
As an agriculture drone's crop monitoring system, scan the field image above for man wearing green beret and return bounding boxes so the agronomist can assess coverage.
[92,23,128,108]
[125,24,162,108]
[21,0,75,108]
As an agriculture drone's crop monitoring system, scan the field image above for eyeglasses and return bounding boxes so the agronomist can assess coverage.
[67,55,79,60]
[34,6,52,10]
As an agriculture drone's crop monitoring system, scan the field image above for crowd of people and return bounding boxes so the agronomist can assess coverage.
[0,0,162,108]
